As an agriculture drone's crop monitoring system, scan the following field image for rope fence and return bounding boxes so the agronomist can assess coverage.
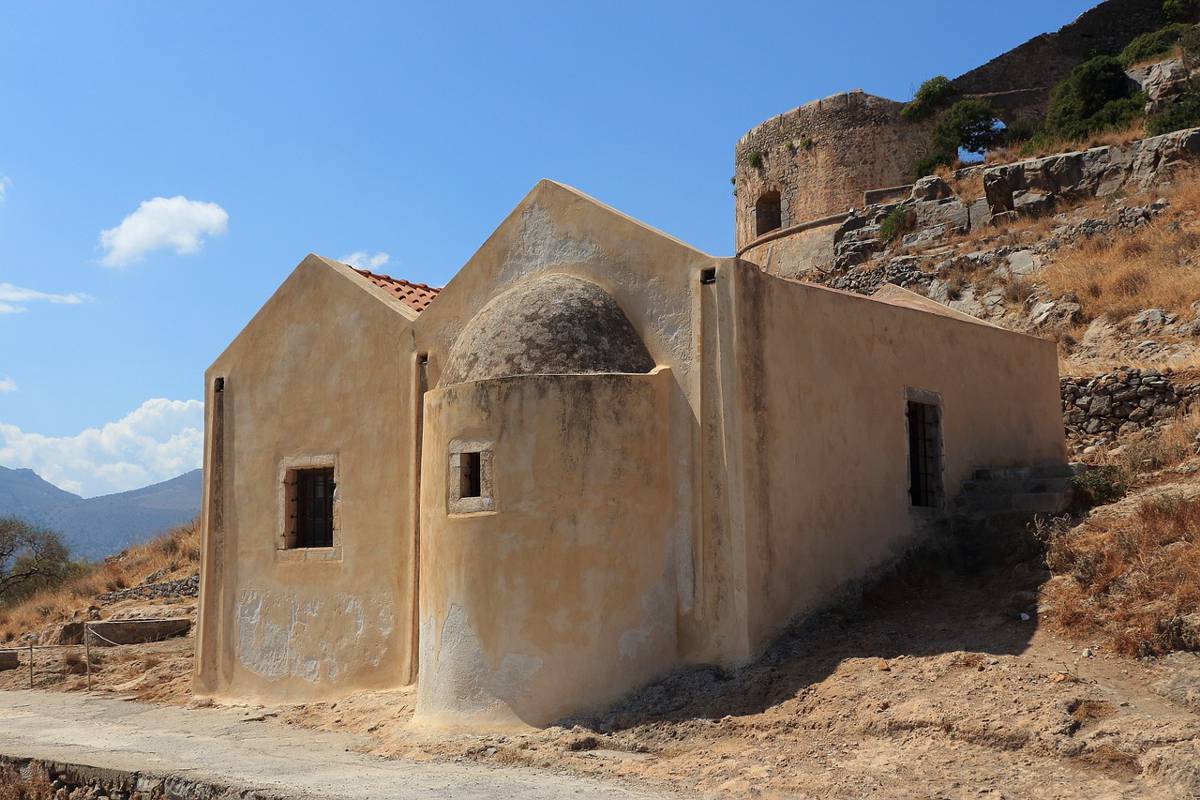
[0,617,191,691]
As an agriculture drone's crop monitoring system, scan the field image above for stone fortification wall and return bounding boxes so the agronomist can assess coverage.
[952,0,1165,119]
[733,91,932,250]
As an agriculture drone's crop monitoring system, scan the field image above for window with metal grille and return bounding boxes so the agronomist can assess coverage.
[907,400,942,508]
[293,467,335,548]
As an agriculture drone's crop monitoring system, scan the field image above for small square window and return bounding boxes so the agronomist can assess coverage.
[448,442,494,514]
[459,451,482,498]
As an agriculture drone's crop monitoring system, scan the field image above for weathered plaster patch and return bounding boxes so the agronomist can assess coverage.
[234,588,395,684]
[416,604,543,721]
[501,204,601,284]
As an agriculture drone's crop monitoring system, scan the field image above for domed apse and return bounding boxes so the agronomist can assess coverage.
[440,273,656,385]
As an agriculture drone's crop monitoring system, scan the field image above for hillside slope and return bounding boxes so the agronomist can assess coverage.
[0,467,202,559]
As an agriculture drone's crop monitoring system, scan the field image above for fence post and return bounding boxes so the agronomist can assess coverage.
[27,644,33,689]
[84,626,92,691]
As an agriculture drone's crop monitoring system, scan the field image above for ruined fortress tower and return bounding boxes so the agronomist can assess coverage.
[733,0,1167,276]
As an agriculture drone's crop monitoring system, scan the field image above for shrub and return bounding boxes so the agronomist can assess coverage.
[0,518,74,606]
[1000,116,1039,146]
[1181,25,1200,65]
[932,98,1004,156]
[879,205,915,241]
[902,76,956,121]
[1118,23,1192,66]
[1070,465,1128,511]
[746,150,763,169]
[1044,56,1145,140]
[1146,85,1200,134]
[1164,0,1200,22]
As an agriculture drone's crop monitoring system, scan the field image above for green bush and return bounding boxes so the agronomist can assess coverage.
[746,150,763,169]
[1146,85,1200,134]
[1070,466,1128,511]
[932,98,1004,155]
[1180,25,1200,65]
[1164,0,1200,22]
[913,152,953,179]
[1000,116,1039,146]
[1044,55,1145,140]
[902,76,956,121]
[1119,23,1192,66]
[880,205,916,241]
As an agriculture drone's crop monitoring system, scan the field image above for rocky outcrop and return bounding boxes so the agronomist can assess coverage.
[1129,57,1197,113]
[984,128,1200,215]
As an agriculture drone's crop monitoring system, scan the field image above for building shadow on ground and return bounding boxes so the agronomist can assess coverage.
[565,521,1055,732]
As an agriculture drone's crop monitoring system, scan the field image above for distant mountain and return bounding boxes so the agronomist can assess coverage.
[0,467,202,560]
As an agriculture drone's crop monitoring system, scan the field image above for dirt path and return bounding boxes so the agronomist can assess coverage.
[0,689,669,799]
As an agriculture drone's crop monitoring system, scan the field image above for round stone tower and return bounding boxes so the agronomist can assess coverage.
[733,90,933,251]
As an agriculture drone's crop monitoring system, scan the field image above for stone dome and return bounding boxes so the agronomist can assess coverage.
[440,274,655,385]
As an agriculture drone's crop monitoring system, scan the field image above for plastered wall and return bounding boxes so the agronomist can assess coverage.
[415,370,677,728]
[194,256,419,702]
[724,264,1066,652]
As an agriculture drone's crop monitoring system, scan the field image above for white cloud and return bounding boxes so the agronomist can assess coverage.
[0,398,203,497]
[100,196,229,267]
[0,282,91,314]
[0,377,15,393]
[0,176,11,202]
[339,251,390,271]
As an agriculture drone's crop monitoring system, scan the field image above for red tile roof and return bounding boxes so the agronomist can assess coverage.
[350,267,441,314]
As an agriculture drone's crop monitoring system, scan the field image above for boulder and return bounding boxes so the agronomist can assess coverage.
[911,175,953,201]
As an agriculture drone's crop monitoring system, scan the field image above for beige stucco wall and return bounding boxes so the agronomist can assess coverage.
[722,263,1066,653]
[414,370,677,728]
[194,255,420,702]
[738,219,841,280]
[411,182,750,667]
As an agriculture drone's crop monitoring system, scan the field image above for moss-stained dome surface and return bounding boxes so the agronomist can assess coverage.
[440,273,655,385]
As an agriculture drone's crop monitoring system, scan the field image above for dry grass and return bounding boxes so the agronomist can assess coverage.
[1105,408,1200,475]
[0,519,199,643]
[1040,492,1200,656]
[934,164,985,201]
[1040,179,1200,322]
[987,122,1147,166]
[0,763,52,800]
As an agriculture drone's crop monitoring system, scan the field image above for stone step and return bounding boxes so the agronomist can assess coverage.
[957,476,1072,496]
[954,490,1068,515]
[972,463,1075,482]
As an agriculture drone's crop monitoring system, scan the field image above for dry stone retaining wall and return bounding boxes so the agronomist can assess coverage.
[1061,368,1200,446]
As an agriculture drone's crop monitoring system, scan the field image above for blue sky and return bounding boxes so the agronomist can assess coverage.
[0,0,1095,496]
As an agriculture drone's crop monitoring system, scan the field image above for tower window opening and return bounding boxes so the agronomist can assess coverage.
[755,191,782,237]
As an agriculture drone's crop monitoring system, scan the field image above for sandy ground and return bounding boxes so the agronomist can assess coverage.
[11,523,1198,799]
